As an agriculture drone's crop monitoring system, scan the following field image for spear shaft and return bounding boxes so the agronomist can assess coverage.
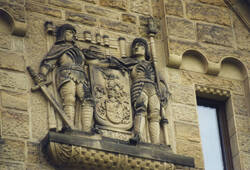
[148,17,170,146]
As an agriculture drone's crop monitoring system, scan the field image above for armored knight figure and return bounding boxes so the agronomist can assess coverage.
[130,38,164,144]
[38,24,93,132]
[112,38,169,144]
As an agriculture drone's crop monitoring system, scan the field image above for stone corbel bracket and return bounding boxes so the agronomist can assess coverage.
[0,7,27,37]
[195,84,231,100]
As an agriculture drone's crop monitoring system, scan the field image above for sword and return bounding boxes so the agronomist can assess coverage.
[27,66,74,130]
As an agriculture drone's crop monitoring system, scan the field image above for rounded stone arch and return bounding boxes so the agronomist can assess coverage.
[0,8,27,36]
[218,57,248,80]
[0,8,14,33]
[180,50,208,74]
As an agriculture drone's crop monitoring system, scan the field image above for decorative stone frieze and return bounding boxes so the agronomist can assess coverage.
[43,132,194,169]
[195,84,231,100]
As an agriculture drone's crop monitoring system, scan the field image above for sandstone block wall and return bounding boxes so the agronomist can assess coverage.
[0,0,249,169]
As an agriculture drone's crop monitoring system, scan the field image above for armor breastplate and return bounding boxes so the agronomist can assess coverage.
[59,47,84,67]
[131,60,155,83]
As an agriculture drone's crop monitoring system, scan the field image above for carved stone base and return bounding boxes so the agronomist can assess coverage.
[96,125,132,141]
[42,131,194,170]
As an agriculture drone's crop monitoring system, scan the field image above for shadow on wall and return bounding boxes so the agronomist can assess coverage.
[219,57,247,80]
[180,50,207,74]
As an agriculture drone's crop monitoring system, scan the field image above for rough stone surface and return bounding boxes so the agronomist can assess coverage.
[85,5,119,20]
[232,94,249,116]
[9,0,25,5]
[169,84,196,106]
[30,93,49,141]
[152,0,162,18]
[1,91,28,111]
[2,109,29,138]
[122,13,137,24]
[25,164,55,170]
[0,139,25,161]
[168,68,181,84]
[0,70,28,91]
[100,0,128,11]
[26,0,45,4]
[48,0,82,11]
[100,18,137,35]
[174,122,200,142]
[12,36,24,53]
[181,71,245,95]
[130,0,150,15]
[176,139,204,168]
[27,142,40,164]
[241,152,250,170]
[0,50,25,72]
[139,15,148,26]
[233,15,250,51]
[237,133,250,153]
[0,161,24,170]
[15,6,28,23]
[186,2,231,26]
[167,17,195,40]
[168,38,242,63]
[25,2,62,18]
[172,103,198,123]
[197,23,234,47]
[165,0,183,17]
[0,2,26,22]
[234,115,250,134]
[24,14,47,69]
[0,32,11,50]
[82,0,97,4]
[197,0,226,6]
[66,11,97,26]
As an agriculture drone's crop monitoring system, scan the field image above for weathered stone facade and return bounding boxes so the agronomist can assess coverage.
[0,0,249,170]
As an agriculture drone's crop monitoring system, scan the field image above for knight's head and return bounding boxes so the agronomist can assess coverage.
[131,38,150,60]
[55,24,76,44]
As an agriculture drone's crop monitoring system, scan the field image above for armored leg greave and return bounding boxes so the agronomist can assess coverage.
[134,113,146,142]
[60,81,76,128]
[148,113,161,144]
[81,101,93,132]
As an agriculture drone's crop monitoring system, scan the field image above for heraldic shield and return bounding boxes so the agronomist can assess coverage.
[89,65,133,138]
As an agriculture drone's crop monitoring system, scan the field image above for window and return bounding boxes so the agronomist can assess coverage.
[197,98,233,170]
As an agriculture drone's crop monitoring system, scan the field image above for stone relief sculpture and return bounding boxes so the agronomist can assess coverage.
[28,24,114,132]
[28,21,170,145]
[105,38,170,145]
[26,20,195,170]
[36,24,94,132]
[88,59,133,140]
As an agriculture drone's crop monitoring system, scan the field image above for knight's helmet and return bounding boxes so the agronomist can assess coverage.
[55,24,76,44]
[131,38,150,61]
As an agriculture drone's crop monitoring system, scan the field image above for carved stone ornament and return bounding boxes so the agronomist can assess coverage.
[28,20,194,169]
[195,84,231,101]
[43,131,194,169]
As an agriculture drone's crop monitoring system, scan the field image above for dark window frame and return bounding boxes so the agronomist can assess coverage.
[197,97,234,170]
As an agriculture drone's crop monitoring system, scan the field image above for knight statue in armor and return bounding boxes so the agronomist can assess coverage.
[38,24,93,132]
[129,38,169,144]
[109,38,169,144]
